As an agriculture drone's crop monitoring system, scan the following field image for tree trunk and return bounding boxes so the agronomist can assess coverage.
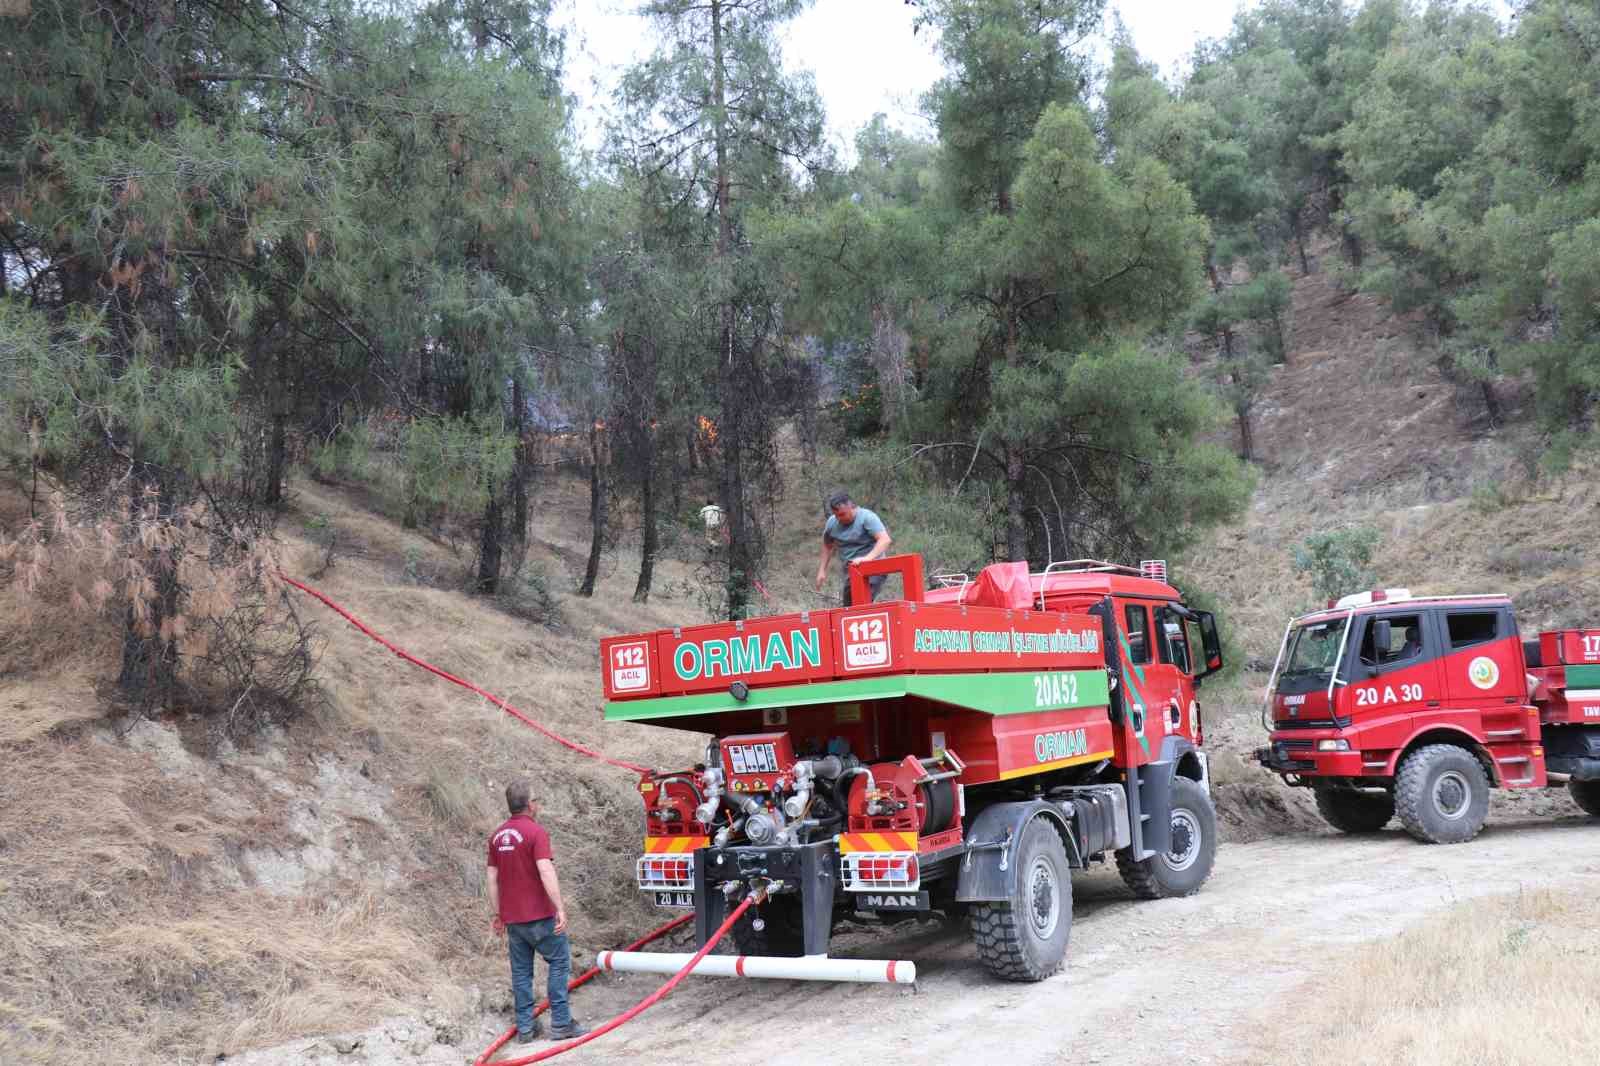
[117,469,181,709]
[670,428,685,516]
[476,483,503,594]
[634,435,657,603]
[711,0,752,621]
[1481,379,1502,428]
[1292,207,1311,275]
[869,304,911,432]
[511,378,529,559]
[1341,219,1363,269]
[265,411,287,505]
[1234,385,1256,461]
[1004,444,1027,563]
[579,424,607,597]
[1205,258,1235,357]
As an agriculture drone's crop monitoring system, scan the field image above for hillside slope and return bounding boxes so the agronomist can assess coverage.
[1182,248,1591,825]
[4,245,1596,1064]
[0,470,730,1064]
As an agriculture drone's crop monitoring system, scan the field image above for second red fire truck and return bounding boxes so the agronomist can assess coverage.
[1257,588,1600,842]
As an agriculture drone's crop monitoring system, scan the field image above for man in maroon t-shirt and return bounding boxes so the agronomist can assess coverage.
[487,778,589,1043]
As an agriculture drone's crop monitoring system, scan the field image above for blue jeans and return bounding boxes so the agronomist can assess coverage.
[507,917,572,1033]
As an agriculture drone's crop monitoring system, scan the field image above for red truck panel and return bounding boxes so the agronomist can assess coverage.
[603,603,1108,701]
[835,602,1104,678]
[600,635,662,699]
[655,612,839,696]
[1542,629,1600,666]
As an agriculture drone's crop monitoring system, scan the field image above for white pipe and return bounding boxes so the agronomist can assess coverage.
[597,950,916,985]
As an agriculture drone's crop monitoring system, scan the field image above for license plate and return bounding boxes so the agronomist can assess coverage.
[853,891,930,912]
[654,891,694,908]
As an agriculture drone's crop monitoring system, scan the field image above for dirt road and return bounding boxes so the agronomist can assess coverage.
[541,814,1600,1066]
[232,812,1600,1066]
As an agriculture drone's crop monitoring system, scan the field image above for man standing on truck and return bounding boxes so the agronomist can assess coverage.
[698,498,725,549]
[814,491,892,606]
[487,779,589,1043]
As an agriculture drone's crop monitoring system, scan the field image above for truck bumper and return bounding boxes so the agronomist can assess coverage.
[1256,743,1369,779]
[693,840,838,956]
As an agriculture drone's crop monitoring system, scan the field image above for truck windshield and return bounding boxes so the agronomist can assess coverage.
[1279,619,1347,686]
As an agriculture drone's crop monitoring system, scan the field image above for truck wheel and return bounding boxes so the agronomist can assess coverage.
[1313,787,1395,834]
[970,818,1072,982]
[730,895,806,957]
[1116,776,1217,900]
[1394,744,1490,844]
[1570,778,1600,817]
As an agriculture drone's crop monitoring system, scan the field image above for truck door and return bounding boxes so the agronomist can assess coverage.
[1438,606,1523,708]
[1152,605,1196,739]
[1107,599,1158,766]
[1345,609,1443,727]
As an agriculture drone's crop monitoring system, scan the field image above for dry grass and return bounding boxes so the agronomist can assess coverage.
[0,464,720,1064]
[0,581,120,744]
[1246,889,1600,1066]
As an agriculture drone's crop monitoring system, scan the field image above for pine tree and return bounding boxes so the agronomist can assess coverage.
[618,0,827,618]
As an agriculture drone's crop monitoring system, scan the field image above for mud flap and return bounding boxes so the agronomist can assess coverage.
[1127,761,1173,860]
[956,801,1077,903]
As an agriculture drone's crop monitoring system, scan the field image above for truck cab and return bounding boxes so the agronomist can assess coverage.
[1258,588,1600,842]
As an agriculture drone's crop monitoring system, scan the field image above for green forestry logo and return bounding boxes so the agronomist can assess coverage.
[0,0,30,17]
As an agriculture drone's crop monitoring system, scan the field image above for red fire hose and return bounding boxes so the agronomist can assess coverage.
[473,913,692,1066]
[277,573,653,775]
[475,897,754,1066]
[277,573,752,1061]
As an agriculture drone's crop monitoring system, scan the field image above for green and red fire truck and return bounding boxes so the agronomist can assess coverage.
[1257,588,1600,843]
[596,554,1225,983]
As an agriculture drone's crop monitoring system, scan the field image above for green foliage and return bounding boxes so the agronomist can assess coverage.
[919,0,1105,209]
[827,381,885,440]
[1293,526,1382,603]
[1469,480,1515,515]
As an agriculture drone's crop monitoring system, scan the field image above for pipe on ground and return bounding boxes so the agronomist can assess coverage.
[597,950,916,985]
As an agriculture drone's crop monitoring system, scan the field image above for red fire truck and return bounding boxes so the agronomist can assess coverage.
[1257,588,1600,843]
[597,554,1224,983]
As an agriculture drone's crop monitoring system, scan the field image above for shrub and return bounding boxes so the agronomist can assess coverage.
[496,563,562,626]
[1470,480,1515,514]
[1484,545,1582,578]
[1292,526,1382,604]
[0,490,319,732]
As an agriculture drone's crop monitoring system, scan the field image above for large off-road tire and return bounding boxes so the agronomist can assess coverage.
[730,895,806,957]
[1314,787,1395,834]
[970,818,1072,982]
[1116,776,1218,900]
[1570,777,1600,818]
[1394,744,1490,844]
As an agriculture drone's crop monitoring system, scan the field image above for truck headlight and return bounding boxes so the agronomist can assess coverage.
[1316,739,1351,752]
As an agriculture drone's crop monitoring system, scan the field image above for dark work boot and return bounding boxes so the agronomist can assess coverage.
[516,1020,543,1043]
[548,1020,590,1040]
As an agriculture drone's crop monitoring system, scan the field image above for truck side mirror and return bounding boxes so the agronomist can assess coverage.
[1372,620,1391,661]
[1196,611,1224,680]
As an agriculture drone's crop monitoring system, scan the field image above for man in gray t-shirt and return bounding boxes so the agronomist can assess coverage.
[814,491,893,606]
